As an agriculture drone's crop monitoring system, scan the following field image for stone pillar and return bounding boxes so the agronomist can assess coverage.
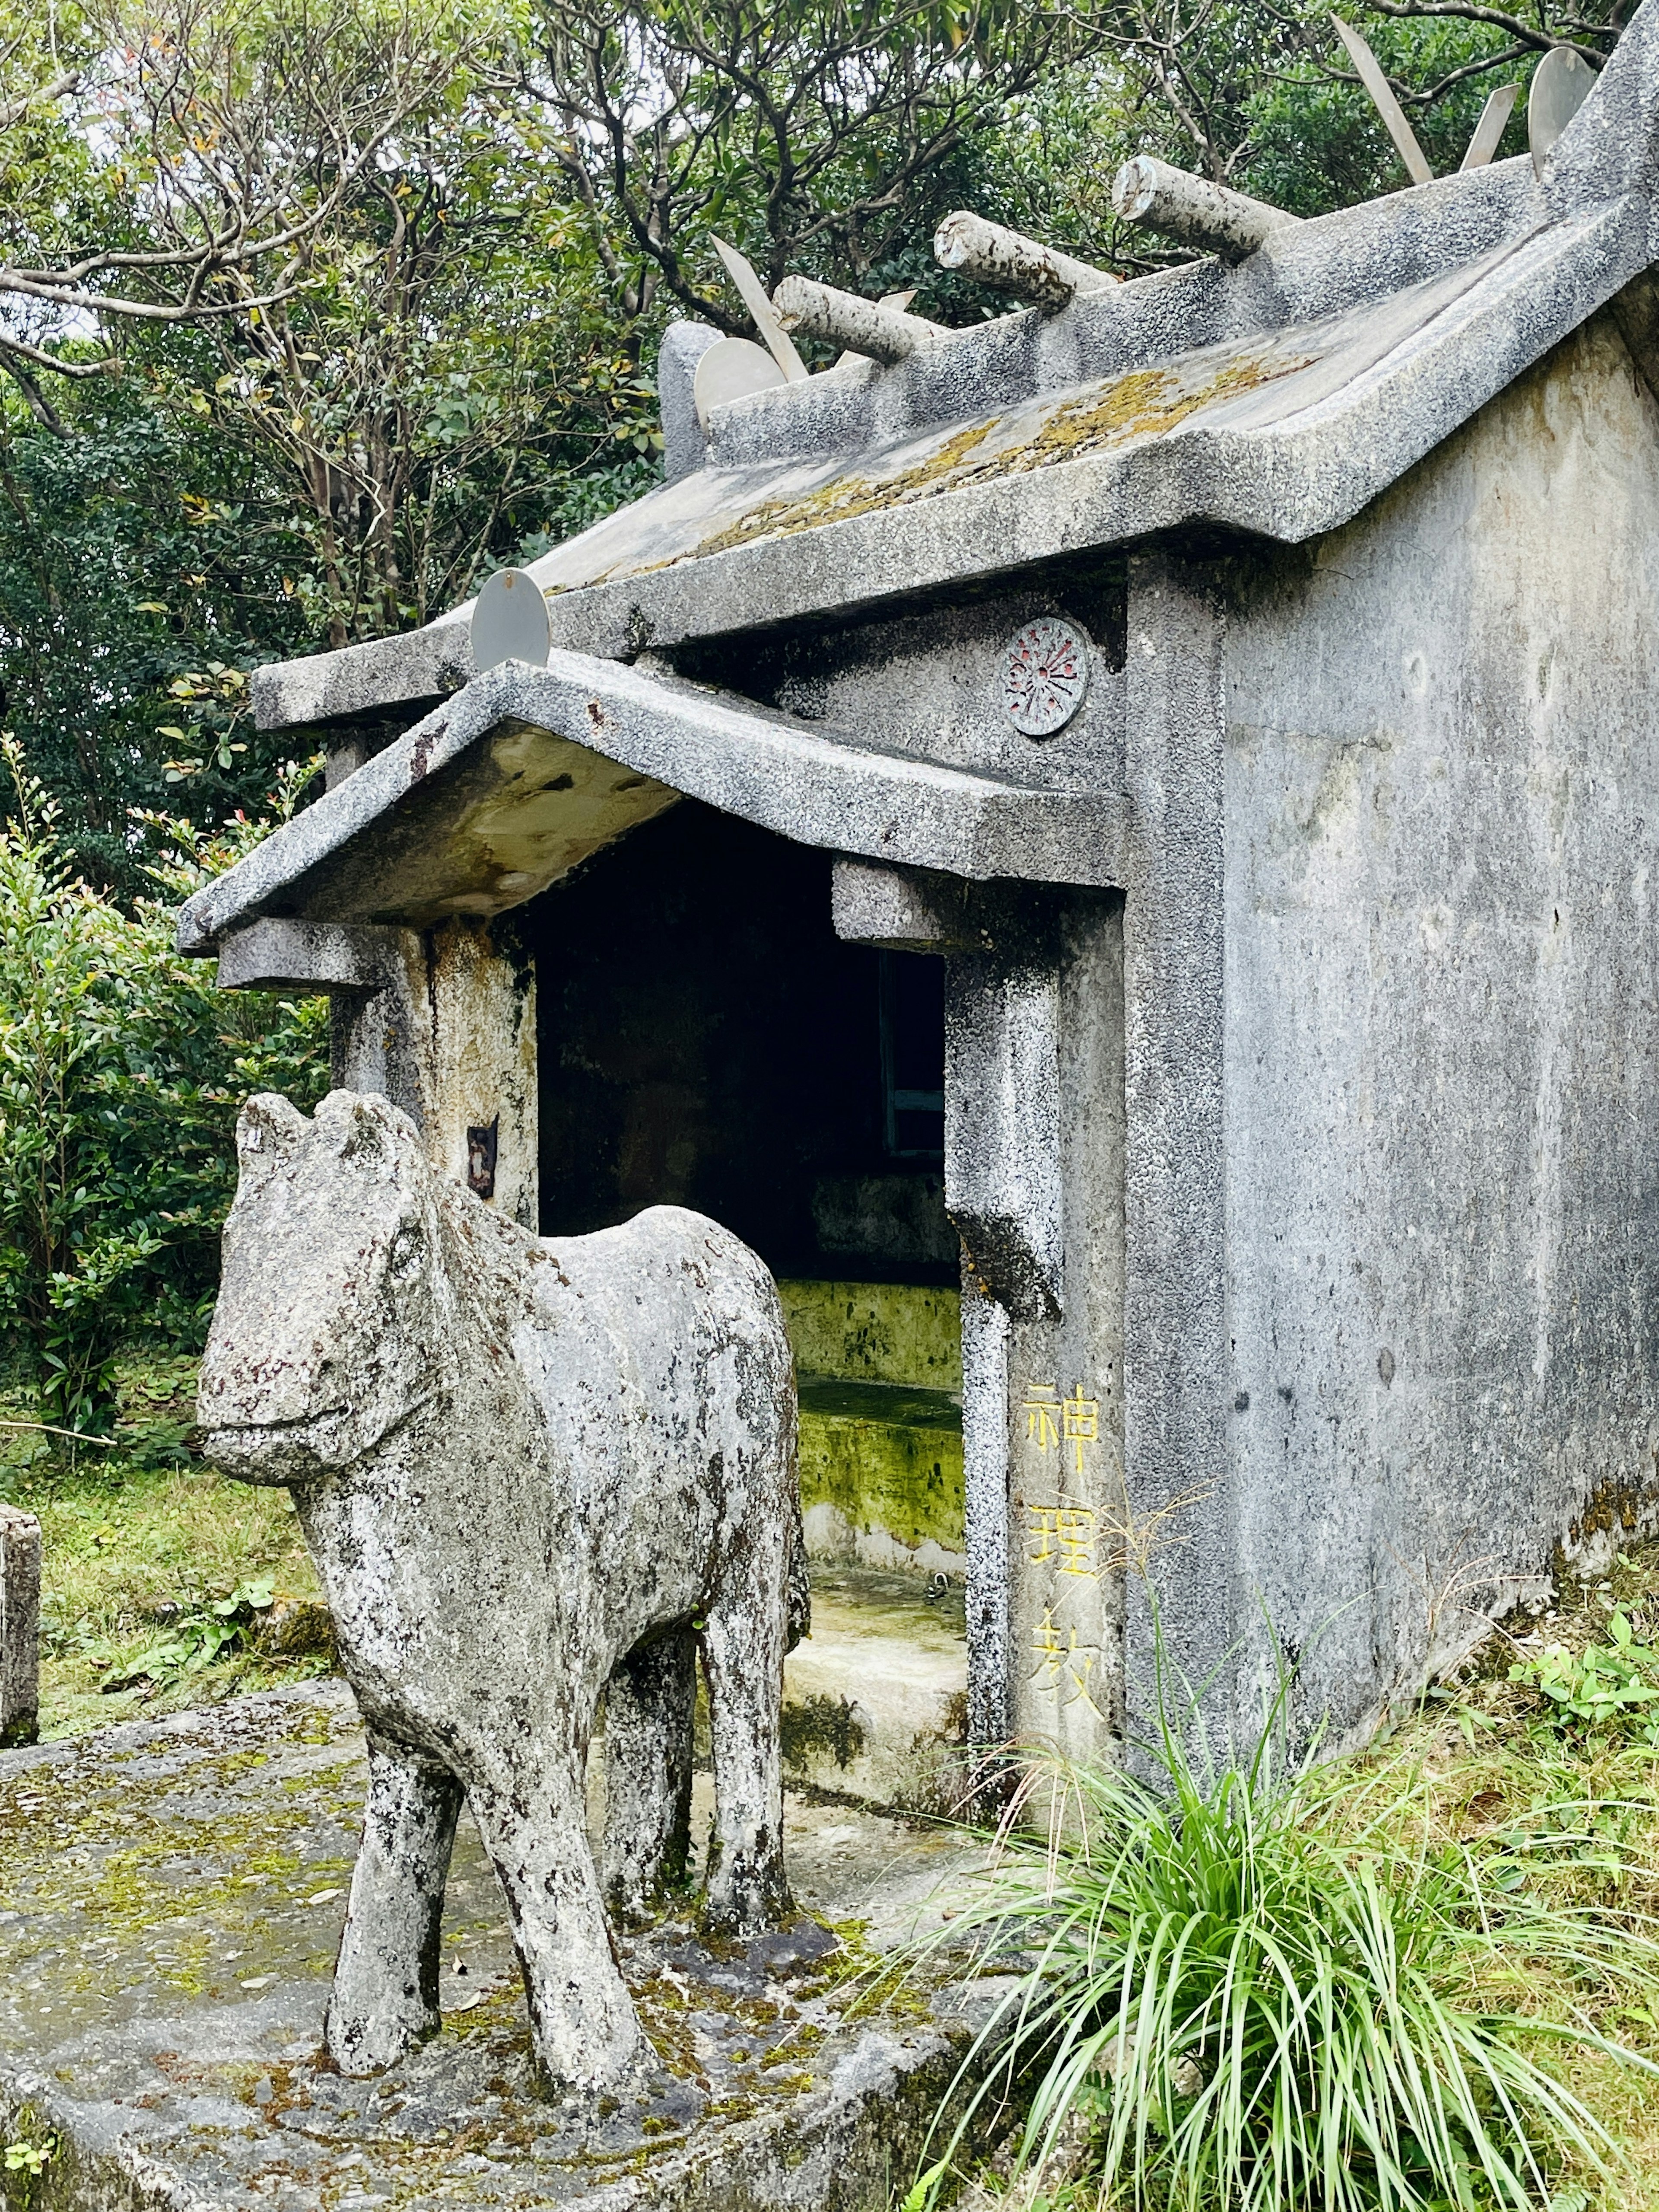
[216,915,538,1231]
[1,1502,41,1748]
[1121,552,1233,1747]
[322,926,435,1125]
[420,918,539,1232]
[966,901,1125,1768]
[832,861,1125,1762]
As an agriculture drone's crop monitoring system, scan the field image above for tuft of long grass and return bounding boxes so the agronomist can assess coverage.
[903,1693,1659,2212]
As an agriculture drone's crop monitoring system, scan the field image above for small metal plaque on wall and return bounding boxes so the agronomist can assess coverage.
[467,1119,499,1201]
[1000,614,1092,737]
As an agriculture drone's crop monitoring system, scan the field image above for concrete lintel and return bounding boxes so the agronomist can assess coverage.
[215,918,406,995]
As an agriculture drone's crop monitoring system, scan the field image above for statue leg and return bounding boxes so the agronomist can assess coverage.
[602,1628,696,1921]
[467,1754,644,2089]
[700,1558,792,1935]
[327,1736,462,2074]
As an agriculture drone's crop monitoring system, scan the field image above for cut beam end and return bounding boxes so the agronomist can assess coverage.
[772,276,944,365]
[932,211,1118,310]
[1112,156,1298,262]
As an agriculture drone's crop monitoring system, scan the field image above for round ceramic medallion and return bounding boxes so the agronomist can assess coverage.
[1000,615,1092,736]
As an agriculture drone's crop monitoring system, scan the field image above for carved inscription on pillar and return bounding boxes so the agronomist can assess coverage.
[1011,1372,1120,1760]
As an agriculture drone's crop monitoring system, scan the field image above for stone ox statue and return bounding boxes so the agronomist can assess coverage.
[199,1088,804,2090]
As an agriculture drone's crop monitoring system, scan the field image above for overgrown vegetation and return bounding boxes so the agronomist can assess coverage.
[0,740,327,1432]
[0,1352,322,1739]
[899,1560,1659,2212]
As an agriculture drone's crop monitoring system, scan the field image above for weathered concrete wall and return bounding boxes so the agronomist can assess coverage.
[1218,308,1659,1748]
[705,588,1126,795]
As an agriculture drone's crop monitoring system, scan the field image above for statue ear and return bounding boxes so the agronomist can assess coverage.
[237,1092,309,1171]
[315,1088,423,1167]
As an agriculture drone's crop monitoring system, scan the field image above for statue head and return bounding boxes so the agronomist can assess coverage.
[199,1090,452,1484]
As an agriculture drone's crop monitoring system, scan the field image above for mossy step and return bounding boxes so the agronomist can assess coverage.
[779,1281,961,1392]
[797,1380,965,1571]
[797,1374,961,1433]
[785,1570,966,1816]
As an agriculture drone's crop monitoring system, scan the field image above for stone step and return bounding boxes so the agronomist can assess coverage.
[782,1567,967,1815]
[797,1374,964,1576]
[0,1683,989,2212]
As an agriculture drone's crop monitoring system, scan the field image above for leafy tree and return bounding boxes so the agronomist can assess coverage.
[518,0,1085,333]
[0,369,316,890]
[0,0,484,386]
[0,738,327,1440]
[147,95,665,645]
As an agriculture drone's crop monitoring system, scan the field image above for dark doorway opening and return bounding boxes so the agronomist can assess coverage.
[519,802,954,1284]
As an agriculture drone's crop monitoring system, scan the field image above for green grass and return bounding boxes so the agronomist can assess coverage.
[0,1351,322,1739]
[899,1565,1659,2212]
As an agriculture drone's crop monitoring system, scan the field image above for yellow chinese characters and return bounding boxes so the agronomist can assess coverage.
[1022,1382,1100,1475]
[1027,1503,1097,1577]
[1030,1608,1103,1717]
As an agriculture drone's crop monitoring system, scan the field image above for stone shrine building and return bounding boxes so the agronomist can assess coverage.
[180,6,1659,1772]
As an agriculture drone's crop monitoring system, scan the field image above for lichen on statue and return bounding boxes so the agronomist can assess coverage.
[197,1088,807,2092]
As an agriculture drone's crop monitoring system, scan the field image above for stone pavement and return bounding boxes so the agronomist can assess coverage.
[0,1684,990,2212]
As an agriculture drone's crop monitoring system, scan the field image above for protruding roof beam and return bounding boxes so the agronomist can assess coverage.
[772,276,947,364]
[932,211,1119,310]
[1112,156,1300,262]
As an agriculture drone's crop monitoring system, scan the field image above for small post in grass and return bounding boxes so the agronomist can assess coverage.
[0,1502,41,1748]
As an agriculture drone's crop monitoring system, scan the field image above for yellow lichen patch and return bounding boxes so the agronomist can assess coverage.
[689,420,1004,563]
[669,347,1319,571]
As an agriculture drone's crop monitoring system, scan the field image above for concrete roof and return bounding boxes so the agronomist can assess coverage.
[252,0,1659,737]
[179,5,1659,957]
[176,655,1122,953]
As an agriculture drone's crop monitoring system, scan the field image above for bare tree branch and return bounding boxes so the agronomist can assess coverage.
[0,0,484,377]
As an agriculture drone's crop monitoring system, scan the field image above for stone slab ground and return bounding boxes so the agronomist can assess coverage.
[0,1684,991,2212]
[783,1571,966,1812]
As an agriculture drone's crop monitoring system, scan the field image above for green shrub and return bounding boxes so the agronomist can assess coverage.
[99,1574,278,1694]
[905,1693,1659,2212]
[1508,1611,1659,1748]
[0,736,327,1441]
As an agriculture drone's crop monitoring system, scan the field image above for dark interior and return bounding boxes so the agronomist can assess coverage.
[519,802,955,1283]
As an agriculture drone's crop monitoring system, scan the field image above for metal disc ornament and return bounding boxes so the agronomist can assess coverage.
[1000,615,1092,737]
[471,568,550,673]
